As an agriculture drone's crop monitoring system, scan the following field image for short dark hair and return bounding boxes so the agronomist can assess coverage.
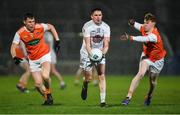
[90,8,102,15]
[23,13,34,21]
[144,13,156,22]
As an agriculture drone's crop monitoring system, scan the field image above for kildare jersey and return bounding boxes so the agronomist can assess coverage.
[44,31,54,51]
[81,20,110,54]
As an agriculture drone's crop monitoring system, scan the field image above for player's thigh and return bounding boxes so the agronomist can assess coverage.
[138,59,149,76]
[80,52,93,71]
[41,61,51,78]
[96,64,105,76]
[40,52,51,78]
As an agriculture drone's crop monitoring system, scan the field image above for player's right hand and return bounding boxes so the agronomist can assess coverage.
[13,57,23,65]
[120,33,130,40]
[128,19,135,26]
[55,40,60,55]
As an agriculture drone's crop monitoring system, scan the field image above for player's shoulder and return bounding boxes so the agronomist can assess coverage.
[101,21,110,29]
[83,20,94,28]
[35,23,45,28]
[17,26,26,34]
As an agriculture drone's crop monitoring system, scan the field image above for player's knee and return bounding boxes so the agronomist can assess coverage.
[150,72,159,78]
[42,73,50,79]
[99,74,105,81]
[34,82,42,88]
[26,71,31,76]
[88,76,93,81]
[151,80,157,86]
[137,71,145,78]
[84,71,92,81]
[150,72,158,86]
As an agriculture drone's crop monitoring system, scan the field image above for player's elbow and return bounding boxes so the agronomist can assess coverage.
[10,43,17,57]
[47,24,55,30]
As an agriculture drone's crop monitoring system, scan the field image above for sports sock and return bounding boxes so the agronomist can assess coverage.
[100,92,106,103]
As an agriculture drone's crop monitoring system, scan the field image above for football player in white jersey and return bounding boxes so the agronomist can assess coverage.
[44,31,66,89]
[80,8,110,107]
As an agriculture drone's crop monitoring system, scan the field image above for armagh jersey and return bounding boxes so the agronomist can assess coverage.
[13,23,49,60]
[80,20,110,54]
[140,26,166,62]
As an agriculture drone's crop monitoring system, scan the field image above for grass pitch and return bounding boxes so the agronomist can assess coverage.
[0,75,180,114]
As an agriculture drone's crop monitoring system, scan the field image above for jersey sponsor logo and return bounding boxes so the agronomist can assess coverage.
[27,39,40,46]
[91,28,104,43]
[92,35,104,43]
[36,32,40,35]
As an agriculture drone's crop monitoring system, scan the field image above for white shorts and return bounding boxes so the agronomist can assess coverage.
[140,53,164,74]
[29,52,51,72]
[80,50,105,71]
[50,50,57,64]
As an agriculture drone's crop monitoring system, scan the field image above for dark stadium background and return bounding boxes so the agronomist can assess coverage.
[0,0,180,75]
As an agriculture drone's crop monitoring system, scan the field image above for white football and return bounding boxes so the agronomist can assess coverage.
[90,48,103,61]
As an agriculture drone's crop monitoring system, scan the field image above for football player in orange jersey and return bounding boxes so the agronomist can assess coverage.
[15,42,30,93]
[10,13,60,105]
[120,13,166,106]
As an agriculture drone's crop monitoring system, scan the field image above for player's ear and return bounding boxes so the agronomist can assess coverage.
[23,20,26,25]
[91,15,93,19]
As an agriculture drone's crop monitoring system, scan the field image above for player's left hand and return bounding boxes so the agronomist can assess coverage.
[120,33,130,40]
[55,40,60,54]
[13,57,23,65]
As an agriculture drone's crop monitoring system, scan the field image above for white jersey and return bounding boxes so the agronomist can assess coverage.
[80,20,110,54]
[44,31,54,51]
[44,31,57,64]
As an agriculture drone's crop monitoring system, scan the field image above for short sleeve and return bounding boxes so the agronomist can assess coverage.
[41,23,49,31]
[104,26,110,37]
[82,26,90,38]
[12,32,20,44]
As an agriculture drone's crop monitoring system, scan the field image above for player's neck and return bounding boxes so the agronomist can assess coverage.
[24,26,34,33]
[145,27,154,34]
[93,21,102,26]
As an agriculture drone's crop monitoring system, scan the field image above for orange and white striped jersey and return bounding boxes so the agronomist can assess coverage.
[13,23,50,60]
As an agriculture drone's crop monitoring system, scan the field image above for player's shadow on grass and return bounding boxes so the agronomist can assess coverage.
[87,103,122,108]
[107,103,122,107]
[27,103,62,106]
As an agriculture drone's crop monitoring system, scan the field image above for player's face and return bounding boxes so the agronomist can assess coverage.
[24,18,35,32]
[91,11,102,25]
[144,20,155,32]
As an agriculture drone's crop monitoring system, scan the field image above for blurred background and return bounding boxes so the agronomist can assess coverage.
[0,0,180,75]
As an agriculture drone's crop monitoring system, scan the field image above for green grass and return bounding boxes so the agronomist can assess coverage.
[0,75,180,114]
